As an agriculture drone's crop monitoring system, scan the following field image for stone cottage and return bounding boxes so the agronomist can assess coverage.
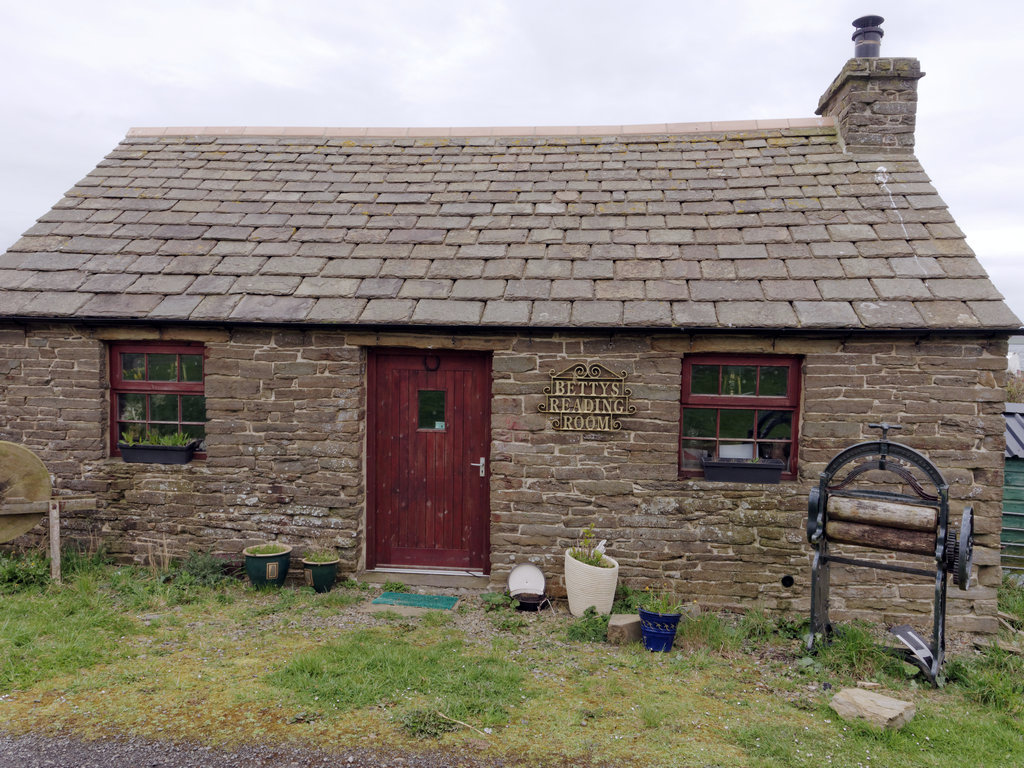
[0,33,1018,632]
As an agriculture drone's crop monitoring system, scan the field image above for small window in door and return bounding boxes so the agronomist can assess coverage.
[418,390,446,430]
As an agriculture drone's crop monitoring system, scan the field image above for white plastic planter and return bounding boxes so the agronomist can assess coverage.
[564,550,619,616]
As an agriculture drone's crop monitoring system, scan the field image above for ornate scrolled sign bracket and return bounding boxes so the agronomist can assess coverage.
[538,362,635,432]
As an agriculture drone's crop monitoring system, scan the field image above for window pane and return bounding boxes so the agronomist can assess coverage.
[680,439,714,469]
[181,354,203,382]
[148,353,178,381]
[121,353,146,381]
[149,393,178,422]
[757,442,791,463]
[149,423,180,439]
[118,393,145,421]
[418,390,445,429]
[690,365,719,395]
[719,409,755,439]
[759,366,788,397]
[682,408,717,438]
[719,442,754,459]
[118,422,144,443]
[757,410,792,439]
[181,395,206,422]
[181,424,205,442]
[721,366,756,396]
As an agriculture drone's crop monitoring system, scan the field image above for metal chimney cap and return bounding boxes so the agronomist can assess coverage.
[852,15,884,57]
[853,15,885,33]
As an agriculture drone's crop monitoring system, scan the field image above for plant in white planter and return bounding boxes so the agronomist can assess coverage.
[564,526,618,617]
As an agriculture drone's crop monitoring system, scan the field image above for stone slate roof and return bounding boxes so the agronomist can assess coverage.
[0,119,1019,331]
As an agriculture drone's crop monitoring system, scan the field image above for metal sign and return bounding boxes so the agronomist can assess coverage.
[538,363,635,432]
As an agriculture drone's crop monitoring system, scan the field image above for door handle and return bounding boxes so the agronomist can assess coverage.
[469,457,486,477]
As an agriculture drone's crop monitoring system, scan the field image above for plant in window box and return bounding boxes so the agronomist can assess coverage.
[564,525,619,616]
[301,545,341,593]
[638,586,684,652]
[242,542,292,588]
[117,429,200,465]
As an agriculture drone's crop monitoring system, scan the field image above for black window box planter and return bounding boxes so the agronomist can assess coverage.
[117,442,197,465]
[700,457,785,484]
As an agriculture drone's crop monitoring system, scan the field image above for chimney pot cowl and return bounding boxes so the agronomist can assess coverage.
[852,14,885,57]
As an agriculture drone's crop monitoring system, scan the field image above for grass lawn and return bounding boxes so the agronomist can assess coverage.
[1,549,1022,767]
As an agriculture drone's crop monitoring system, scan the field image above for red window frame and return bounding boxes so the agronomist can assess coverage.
[109,342,206,457]
[679,354,801,479]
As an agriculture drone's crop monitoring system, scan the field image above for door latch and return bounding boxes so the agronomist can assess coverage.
[469,457,486,477]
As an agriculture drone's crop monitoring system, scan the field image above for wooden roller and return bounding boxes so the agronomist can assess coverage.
[0,441,52,543]
[827,496,937,532]
[825,520,935,556]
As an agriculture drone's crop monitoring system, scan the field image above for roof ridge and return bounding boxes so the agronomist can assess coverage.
[127,117,833,139]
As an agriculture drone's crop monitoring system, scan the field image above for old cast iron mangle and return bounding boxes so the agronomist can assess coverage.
[806,423,974,685]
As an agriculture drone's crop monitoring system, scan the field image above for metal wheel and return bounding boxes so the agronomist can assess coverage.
[955,506,974,589]
[0,441,51,543]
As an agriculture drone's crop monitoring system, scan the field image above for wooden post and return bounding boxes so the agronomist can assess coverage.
[49,500,61,584]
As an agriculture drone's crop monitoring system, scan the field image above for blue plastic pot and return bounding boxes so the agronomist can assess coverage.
[639,607,682,652]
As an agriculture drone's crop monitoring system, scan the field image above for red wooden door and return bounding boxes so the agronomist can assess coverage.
[367,350,491,571]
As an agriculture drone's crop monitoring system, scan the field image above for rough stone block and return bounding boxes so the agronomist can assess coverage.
[607,613,641,645]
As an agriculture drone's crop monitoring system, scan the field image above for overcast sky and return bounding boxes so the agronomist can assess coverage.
[3,0,1022,323]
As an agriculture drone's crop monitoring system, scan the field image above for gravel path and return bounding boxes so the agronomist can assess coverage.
[0,733,520,768]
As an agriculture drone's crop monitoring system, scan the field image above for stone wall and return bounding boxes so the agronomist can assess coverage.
[0,322,1008,632]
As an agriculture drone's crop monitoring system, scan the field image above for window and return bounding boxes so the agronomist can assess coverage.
[110,343,206,453]
[679,355,800,478]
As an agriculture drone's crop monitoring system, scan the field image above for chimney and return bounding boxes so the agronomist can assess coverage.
[815,16,924,153]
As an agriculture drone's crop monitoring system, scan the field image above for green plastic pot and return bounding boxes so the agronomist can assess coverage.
[301,558,340,593]
[243,544,292,588]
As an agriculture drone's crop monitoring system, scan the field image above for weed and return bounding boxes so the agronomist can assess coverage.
[565,607,608,643]
[611,583,642,613]
[481,592,519,611]
[382,580,411,593]
[675,612,739,653]
[167,550,230,587]
[947,644,1024,714]
[735,607,775,642]
[0,550,50,592]
[397,708,459,738]
[997,574,1024,622]
[490,613,528,634]
[809,622,908,680]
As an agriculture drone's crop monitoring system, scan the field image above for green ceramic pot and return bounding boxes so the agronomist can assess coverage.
[243,544,292,587]
[302,559,340,593]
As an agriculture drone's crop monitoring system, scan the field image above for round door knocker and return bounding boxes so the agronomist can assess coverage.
[423,354,441,371]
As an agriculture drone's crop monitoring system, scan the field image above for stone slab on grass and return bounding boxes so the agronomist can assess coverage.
[829,687,915,730]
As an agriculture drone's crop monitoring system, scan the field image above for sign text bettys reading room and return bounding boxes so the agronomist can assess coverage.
[538,363,635,432]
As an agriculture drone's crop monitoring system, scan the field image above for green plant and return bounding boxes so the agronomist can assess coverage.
[166,550,229,587]
[0,550,50,592]
[397,708,459,738]
[611,583,643,613]
[1006,371,1024,403]
[481,592,519,612]
[567,525,612,568]
[566,606,609,642]
[639,586,682,614]
[119,429,194,447]
[382,580,411,593]
[244,542,289,556]
[303,548,338,563]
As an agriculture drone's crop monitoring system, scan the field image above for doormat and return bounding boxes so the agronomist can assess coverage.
[372,592,459,610]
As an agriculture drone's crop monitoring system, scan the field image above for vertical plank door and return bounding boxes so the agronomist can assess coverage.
[368,350,491,571]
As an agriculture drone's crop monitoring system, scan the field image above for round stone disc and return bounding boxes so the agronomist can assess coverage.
[0,441,51,544]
